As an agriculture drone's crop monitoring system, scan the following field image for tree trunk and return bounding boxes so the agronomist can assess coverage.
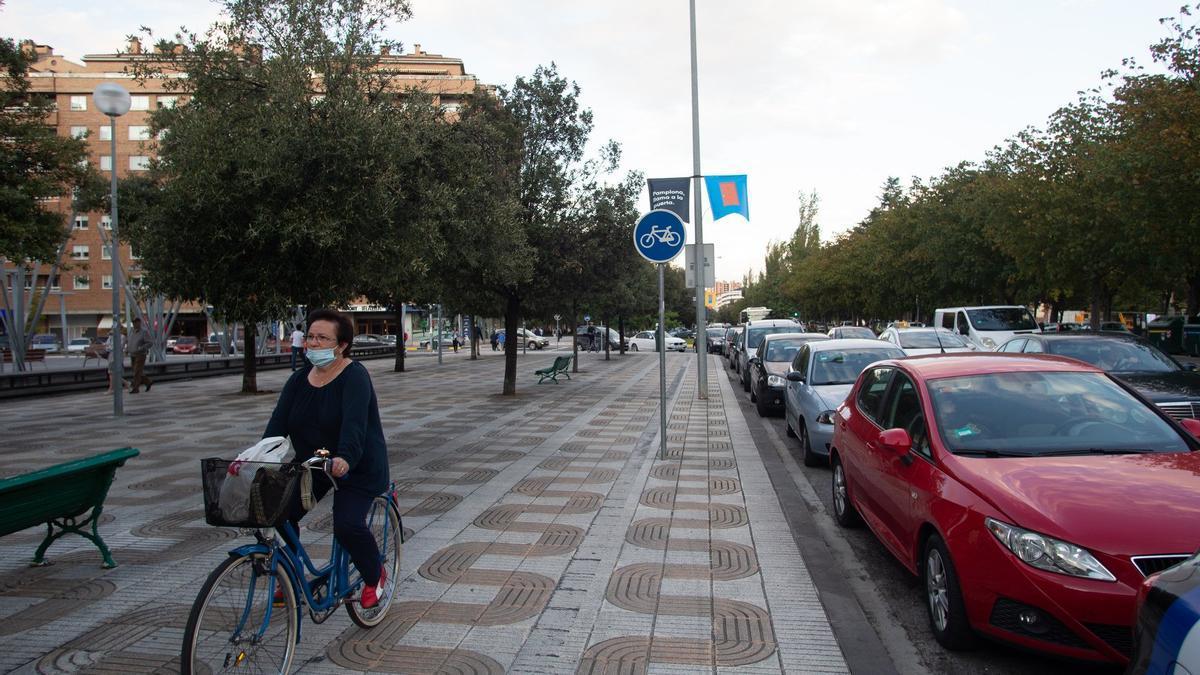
[1187,273,1200,318]
[618,315,625,355]
[241,323,258,393]
[393,306,405,372]
[571,302,579,373]
[503,292,519,395]
[471,315,479,360]
[603,314,610,361]
[1089,280,1104,331]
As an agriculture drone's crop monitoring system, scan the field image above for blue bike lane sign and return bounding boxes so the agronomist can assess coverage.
[633,209,686,263]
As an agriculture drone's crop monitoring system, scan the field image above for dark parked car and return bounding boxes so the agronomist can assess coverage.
[1130,549,1200,674]
[828,325,877,340]
[997,332,1200,420]
[747,332,827,414]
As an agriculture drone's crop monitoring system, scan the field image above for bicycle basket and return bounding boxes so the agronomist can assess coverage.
[201,458,303,528]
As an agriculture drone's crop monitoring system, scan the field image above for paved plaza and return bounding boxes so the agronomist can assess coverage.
[0,348,850,674]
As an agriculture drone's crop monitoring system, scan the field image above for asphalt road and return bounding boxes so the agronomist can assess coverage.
[717,354,1125,675]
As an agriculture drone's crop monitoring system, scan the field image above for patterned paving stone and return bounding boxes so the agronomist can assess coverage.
[0,350,846,674]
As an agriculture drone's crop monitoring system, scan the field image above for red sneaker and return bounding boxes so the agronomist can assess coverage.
[360,568,388,609]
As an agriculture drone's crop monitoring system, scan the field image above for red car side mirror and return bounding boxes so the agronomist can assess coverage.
[879,428,912,455]
[1180,418,1200,439]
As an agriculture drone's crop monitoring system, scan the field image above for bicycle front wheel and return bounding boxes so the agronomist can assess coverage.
[181,552,298,674]
[346,497,403,628]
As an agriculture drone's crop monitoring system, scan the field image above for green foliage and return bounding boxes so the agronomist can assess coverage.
[748,6,1200,323]
[0,38,97,262]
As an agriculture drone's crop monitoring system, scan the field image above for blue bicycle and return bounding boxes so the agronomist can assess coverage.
[182,452,402,673]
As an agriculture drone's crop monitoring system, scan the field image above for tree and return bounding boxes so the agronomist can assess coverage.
[125,0,412,392]
[1109,5,1200,315]
[493,63,617,394]
[0,38,95,263]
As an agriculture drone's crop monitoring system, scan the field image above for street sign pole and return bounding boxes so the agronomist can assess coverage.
[633,209,686,463]
[690,0,708,400]
[658,263,667,461]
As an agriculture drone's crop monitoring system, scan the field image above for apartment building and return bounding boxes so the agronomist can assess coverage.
[17,39,489,341]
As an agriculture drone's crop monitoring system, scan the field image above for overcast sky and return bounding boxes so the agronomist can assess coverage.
[4,0,1185,282]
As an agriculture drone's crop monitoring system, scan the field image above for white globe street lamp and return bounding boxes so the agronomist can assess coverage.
[94,83,131,416]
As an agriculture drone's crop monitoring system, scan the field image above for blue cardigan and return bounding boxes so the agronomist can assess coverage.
[264,361,389,496]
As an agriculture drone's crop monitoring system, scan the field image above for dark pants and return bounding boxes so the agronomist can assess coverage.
[130,353,151,392]
[283,475,382,587]
[290,347,303,370]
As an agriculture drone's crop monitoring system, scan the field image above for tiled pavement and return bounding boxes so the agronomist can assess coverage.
[0,348,848,674]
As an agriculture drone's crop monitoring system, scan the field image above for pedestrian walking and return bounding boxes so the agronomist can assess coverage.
[451,335,460,353]
[490,331,499,351]
[498,330,506,349]
[127,317,153,394]
[290,324,305,370]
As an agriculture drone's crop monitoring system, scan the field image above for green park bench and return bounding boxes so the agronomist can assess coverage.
[0,447,139,568]
[535,355,573,384]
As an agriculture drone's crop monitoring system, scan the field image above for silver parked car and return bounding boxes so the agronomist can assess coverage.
[784,339,905,466]
[878,326,975,356]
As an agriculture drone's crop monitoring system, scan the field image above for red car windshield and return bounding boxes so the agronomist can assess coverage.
[926,371,1189,456]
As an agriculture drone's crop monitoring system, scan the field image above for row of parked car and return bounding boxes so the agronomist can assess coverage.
[718,314,1200,669]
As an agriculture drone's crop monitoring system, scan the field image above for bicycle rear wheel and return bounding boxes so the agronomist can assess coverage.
[346,497,403,628]
[181,552,298,674]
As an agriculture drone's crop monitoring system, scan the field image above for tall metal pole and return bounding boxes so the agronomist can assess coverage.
[109,118,124,416]
[436,302,443,365]
[689,0,708,400]
[658,263,667,461]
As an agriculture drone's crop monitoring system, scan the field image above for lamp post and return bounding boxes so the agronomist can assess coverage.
[94,83,131,416]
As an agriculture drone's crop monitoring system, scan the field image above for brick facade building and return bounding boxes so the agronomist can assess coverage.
[17,39,488,342]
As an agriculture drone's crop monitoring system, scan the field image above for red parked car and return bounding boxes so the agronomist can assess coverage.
[829,353,1200,665]
[172,336,200,354]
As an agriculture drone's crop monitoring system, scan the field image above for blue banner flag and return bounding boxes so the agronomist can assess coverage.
[704,174,749,221]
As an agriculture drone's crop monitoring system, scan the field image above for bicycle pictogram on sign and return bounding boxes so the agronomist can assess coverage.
[633,210,686,263]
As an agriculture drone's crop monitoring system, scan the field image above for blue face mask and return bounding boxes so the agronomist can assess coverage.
[306,347,337,367]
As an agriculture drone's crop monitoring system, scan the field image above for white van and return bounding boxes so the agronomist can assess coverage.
[934,306,1040,351]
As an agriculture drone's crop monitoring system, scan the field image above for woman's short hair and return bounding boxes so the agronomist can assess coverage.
[306,308,354,357]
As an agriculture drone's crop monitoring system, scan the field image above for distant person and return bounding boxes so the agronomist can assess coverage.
[498,330,506,349]
[490,331,499,351]
[104,328,128,394]
[451,335,460,353]
[290,324,305,370]
[127,317,153,394]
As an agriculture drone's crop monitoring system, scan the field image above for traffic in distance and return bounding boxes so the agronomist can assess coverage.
[709,305,1200,670]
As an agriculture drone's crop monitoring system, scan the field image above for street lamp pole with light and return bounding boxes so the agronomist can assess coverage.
[93,83,131,416]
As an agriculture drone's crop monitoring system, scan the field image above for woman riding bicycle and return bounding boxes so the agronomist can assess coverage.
[263,308,391,608]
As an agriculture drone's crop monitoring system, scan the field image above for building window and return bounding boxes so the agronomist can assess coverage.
[73,215,88,230]
[129,156,150,171]
[69,95,87,111]
[72,245,89,260]
[128,126,150,141]
[129,245,140,260]
[101,215,112,230]
[130,95,150,111]
[101,244,111,261]
[74,275,90,290]
[102,275,113,290]
[129,276,143,288]
[100,156,112,171]
[70,126,88,139]
[99,125,112,141]
[157,95,178,108]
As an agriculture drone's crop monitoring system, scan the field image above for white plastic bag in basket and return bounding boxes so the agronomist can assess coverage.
[218,437,294,523]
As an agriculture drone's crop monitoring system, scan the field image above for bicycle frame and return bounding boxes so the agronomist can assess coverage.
[221,481,399,643]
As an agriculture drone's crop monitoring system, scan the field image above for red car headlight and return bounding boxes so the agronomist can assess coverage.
[985,517,1116,581]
